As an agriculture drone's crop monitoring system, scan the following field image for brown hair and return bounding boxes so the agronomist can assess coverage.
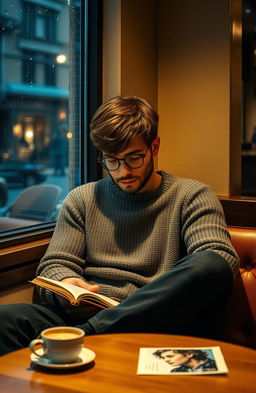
[153,349,209,361]
[90,96,159,154]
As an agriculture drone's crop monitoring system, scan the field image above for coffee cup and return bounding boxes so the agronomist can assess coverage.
[29,326,85,364]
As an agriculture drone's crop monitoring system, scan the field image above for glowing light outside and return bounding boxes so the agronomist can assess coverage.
[25,129,34,144]
[13,123,22,138]
[56,54,67,64]
[59,111,67,120]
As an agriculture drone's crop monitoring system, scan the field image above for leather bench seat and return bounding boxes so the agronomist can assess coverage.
[222,227,256,349]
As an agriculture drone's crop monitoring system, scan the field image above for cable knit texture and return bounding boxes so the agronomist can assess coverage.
[37,171,239,303]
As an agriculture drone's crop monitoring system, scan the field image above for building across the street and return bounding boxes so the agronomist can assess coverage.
[0,0,69,165]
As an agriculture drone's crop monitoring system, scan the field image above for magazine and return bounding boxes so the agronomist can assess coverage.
[30,276,120,309]
[137,346,228,375]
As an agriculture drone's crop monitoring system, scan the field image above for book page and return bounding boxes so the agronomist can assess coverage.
[43,279,97,299]
[32,277,119,307]
[137,346,228,375]
[49,279,119,306]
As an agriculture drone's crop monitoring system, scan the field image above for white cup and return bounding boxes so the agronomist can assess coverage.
[29,326,85,364]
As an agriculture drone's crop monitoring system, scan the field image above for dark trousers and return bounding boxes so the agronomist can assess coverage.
[0,251,233,356]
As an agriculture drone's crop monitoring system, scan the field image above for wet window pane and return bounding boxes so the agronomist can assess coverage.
[0,0,76,234]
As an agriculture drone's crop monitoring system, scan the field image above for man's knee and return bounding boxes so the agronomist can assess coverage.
[176,250,232,278]
[196,251,233,299]
[173,250,233,298]
[195,251,233,281]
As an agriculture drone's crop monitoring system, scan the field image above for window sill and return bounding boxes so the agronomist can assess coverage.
[0,234,52,290]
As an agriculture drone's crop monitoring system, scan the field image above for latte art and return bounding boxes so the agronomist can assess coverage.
[45,332,80,340]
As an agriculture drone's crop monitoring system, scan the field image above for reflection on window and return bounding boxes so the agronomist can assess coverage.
[242,0,256,196]
[0,0,71,234]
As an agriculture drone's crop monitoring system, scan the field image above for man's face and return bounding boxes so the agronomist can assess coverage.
[104,136,160,194]
[160,350,191,367]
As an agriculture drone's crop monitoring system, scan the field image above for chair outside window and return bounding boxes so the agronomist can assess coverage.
[2,184,61,222]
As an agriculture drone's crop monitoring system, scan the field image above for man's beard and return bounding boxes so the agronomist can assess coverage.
[110,156,154,194]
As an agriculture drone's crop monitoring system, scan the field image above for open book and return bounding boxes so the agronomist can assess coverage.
[30,276,120,309]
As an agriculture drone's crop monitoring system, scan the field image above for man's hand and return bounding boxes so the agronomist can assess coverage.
[56,278,100,318]
[61,277,100,293]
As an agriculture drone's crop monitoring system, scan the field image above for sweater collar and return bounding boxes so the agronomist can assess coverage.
[108,171,174,202]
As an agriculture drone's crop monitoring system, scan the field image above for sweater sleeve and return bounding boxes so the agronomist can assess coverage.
[181,184,239,276]
[36,187,87,282]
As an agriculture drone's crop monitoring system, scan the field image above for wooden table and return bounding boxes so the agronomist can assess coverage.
[0,333,255,393]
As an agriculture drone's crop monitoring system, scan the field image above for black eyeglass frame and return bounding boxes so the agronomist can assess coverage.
[98,145,151,171]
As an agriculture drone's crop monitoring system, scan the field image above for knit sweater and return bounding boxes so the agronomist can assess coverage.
[37,171,239,303]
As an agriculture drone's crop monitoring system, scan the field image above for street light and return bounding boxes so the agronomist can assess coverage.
[56,54,67,64]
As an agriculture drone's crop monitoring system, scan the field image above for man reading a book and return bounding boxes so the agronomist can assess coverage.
[0,96,239,355]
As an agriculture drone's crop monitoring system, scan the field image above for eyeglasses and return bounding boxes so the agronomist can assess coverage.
[98,145,151,171]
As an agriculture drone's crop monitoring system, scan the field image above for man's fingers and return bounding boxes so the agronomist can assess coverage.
[61,277,100,292]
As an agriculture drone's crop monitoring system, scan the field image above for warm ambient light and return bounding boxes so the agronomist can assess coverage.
[13,123,22,138]
[67,132,72,139]
[232,21,242,39]
[59,111,67,120]
[25,129,34,143]
[56,54,67,64]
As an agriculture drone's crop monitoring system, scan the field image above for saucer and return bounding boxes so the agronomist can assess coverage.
[30,347,96,369]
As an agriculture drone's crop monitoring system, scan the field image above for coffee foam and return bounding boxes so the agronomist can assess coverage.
[45,331,80,340]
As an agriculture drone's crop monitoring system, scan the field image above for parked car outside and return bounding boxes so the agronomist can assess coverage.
[0,160,48,187]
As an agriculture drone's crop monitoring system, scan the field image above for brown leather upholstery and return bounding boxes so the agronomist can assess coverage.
[222,227,256,348]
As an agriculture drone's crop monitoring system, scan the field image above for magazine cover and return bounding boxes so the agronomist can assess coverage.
[137,346,228,375]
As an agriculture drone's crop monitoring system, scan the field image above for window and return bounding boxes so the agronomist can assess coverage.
[23,51,56,85]
[35,15,46,39]
[0,0,102,245]
[23,3,57,42]
[23,50,35,84]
